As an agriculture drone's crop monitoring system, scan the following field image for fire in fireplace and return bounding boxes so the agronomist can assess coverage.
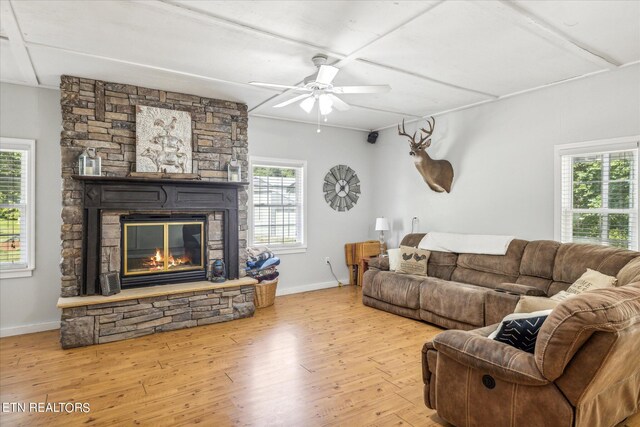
[120,214,207,288]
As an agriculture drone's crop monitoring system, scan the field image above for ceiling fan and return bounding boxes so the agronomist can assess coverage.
[249,54,391,116]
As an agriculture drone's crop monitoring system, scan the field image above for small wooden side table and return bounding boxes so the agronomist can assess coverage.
[345,241,385,286]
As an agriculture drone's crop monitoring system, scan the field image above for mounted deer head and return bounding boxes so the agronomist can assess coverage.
[398,117,454,193]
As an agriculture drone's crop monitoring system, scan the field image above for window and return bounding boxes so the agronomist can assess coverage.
[0,138,36,278]
[556,138,638,250]
[250,157,306,253]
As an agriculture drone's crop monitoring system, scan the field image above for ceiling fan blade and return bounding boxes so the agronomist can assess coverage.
[332,85,391,94]
[250,82,311,91]
[300,96,316,113]
[316,65,339,85]
[327,94,350,111]
[273,93,313,108]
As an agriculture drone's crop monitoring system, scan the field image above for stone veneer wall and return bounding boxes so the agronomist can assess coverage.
[60,285,255,348]
[59,75,248,296]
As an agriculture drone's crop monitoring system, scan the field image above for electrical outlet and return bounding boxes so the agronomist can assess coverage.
[324,257,330,264]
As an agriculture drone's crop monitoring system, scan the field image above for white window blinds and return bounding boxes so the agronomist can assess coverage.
[250,159,305,249]
[0,138,35,274]
[559,142,639,250]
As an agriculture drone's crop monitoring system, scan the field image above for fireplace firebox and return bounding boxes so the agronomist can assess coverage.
[120,214,207,288]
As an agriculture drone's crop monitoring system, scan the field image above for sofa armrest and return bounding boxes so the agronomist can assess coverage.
[495,282,546,296]
[485,291,520,325]
[422,341,437,409]
[432,330,549,386]
[367,256,389,271]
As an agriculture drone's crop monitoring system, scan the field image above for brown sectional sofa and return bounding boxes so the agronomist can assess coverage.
[362,233,640,330]
[362,233,640,427]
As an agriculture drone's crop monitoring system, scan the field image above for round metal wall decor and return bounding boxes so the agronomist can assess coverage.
[323,165,360,211]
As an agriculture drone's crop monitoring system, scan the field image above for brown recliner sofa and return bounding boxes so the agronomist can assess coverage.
[423,283,640,427]
[362,233,640,330]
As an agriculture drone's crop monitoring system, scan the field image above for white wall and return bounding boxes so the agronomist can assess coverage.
[0,83,62,336]
[248,117,374,294]
[371,64,640,247]
[2,64,638,335]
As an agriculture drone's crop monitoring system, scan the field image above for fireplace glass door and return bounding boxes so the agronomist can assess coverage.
[123,220,205,277]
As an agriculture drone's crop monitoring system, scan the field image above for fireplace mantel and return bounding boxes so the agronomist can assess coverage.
[74,175,247,295]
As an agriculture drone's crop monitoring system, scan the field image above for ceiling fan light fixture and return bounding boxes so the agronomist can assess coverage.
[300,96,316,114]
[319,94,333,115]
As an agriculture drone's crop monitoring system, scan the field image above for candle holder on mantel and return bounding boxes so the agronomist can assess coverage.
[227,157,241,182]
[78,148,101,176]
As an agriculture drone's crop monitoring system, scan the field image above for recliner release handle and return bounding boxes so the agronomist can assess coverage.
[482,374,496,389]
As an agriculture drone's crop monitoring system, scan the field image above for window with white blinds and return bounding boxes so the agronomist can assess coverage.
[250,157,306,251]
[0,138,35,277]
[558,140,639,251]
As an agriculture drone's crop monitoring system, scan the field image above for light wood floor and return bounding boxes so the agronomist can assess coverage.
[1,286,638,427]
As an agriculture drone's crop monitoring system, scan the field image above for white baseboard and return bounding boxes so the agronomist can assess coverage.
[0,321,60,338]
[275,279,349,296]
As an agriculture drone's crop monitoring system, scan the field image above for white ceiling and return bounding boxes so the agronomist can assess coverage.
[1,0,639,131]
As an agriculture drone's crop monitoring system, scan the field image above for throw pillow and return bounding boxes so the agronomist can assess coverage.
[514,296,559,313]
[387,248,401,271]
[489,309,552,354]
[396,246,431,276]
[565,268,617,295]
[549,290,574,302]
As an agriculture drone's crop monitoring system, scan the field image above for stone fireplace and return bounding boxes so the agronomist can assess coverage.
[59,75,249,297]
[57,76,256,348]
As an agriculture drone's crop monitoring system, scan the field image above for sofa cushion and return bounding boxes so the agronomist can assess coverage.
[520,240,560,279]
[451,267,516,290]
[400,233,426,248]
[456,239,528,277]
[363,270,422,309]
[515,275,553,294]
[552,243,638,284]
[547,281,571,296]
[427,251,458,281]
[420,278,486,326]
[617,256,640,286]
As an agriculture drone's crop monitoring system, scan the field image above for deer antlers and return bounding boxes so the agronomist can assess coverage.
[397,117,435,150]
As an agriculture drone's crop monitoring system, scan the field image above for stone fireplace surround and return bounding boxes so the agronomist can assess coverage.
[74,175,243,295]
[58,76,254,347]
[59,75,249,298]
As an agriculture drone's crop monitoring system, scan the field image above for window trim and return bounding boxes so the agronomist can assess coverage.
[249,156,307,254]
[0,137,36,279]
[554,135,639,250]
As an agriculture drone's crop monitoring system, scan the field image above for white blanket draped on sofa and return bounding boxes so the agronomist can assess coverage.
[418,232,515,255]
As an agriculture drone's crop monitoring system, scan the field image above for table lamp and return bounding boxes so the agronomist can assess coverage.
[375,217,390,257]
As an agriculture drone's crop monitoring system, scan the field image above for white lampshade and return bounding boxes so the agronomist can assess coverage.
[375,217,390,231]
[319,94,333,115]
[300,96,316,113]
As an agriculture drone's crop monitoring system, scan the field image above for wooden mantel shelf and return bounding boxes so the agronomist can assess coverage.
[57,277,258,309]
[72,175,249,187]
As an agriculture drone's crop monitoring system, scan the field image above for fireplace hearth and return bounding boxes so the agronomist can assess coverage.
[121,214,207,288]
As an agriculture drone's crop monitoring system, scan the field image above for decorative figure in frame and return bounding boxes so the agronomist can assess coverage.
[136,106,192,173]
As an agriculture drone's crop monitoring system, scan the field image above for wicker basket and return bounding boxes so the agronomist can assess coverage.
[255,278,278,308]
